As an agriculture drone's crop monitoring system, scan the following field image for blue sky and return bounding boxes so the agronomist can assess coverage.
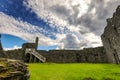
[1,34,57,50]
[1,34,26,48]
[0,0,59,39]
[0,0,119,50]
[0,0,59,50]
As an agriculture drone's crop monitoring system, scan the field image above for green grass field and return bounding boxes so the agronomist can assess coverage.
[29,63,120,80]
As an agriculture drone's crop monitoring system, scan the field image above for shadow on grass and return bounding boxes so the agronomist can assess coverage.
[102,77,114,80]
[83,77,96,80]
[112,72,120,76]
[83,77,115,80]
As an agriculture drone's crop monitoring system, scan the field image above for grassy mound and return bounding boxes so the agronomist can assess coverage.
[29,63,120,80]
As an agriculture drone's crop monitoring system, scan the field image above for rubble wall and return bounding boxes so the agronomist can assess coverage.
[0,58,30,80]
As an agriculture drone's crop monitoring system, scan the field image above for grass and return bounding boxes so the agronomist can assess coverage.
[29,63,120,80]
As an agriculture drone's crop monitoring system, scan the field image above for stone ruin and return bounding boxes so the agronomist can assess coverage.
[1,5,120,64]
[22,37,46,63]
[0,58,30,80]
[21,37,107,63]
[38,47,107,63]
[101,5,120,64]
[0,33,108,63]
[0,34,30,80]
[0,34,6,58]
[3,46,108,63]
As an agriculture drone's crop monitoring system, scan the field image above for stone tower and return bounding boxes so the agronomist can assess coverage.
[22,37,46,63]
[101,5,120,64]
[0,34,3,50]
[35,37,39,50]
[0,34,6,58]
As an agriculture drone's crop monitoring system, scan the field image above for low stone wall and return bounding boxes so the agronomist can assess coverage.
[0,58,30,80]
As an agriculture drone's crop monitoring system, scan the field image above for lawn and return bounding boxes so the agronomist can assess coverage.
[29,63,120,80]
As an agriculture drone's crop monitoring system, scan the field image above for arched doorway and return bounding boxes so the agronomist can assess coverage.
[25,53,30,63]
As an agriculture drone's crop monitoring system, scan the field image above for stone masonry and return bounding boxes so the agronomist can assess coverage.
[0,58,30,80]
[0,33,108,63]
[39,47,108,63]
[4,46,108,63]
[0,34,7,58]
[101,5,120,64]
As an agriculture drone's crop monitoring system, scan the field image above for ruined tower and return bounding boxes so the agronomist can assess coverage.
[0,34,3,50]
[0,34,6,58]
[101,5,120,64]
[35,37,39,50]
[22,37,46,63]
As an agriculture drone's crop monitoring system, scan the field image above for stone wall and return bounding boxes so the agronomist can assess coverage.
[0,50,5,58]
[101,5,120,64]
[5,49,23,60]
[0,38,6,58]
[38,46,108,63]
[39,50,77,63]
[0,47,108,63]
[0,58,30,80]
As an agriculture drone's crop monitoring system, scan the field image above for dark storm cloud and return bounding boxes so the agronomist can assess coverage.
[48,0,120,49]
[50,4,80,26]
[50,0,120,35]
[1,0,120,49]
[50,5,71,18]
[58,34,89,49]
[79,0,110,35]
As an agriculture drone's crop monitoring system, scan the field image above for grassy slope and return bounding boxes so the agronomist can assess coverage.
[29,63,120,80]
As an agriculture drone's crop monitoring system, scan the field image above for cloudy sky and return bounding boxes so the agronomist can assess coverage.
[0,0,120,50]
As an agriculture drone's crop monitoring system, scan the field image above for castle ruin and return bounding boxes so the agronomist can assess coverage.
[101,5,120,64]
[1,5,120,64]
[0,34,6,58]
[22,37,46,63]
[0,35,108,63]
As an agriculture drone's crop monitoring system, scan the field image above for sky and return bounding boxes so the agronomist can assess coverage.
[0,0,120,50]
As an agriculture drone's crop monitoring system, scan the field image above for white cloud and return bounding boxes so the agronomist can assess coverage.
[4,45,21,51]
[0,12,58,46]
[83,33,102,47]
[23,0,120,50]
[1,0,120,50]
[24,0,89,32]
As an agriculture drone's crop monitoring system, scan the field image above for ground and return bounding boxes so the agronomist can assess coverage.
[29,63,120,80]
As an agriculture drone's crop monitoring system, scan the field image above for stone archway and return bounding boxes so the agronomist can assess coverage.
[25,53,41,63]
[23,48,46,63]
[25,53,31,63]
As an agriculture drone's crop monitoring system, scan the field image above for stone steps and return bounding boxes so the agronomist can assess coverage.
[25,49,46,63]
